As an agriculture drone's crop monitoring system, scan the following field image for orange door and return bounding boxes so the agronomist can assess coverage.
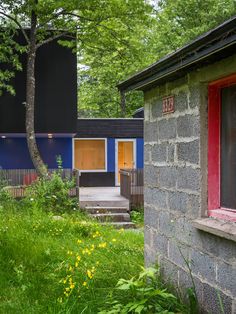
[117,141,134,184]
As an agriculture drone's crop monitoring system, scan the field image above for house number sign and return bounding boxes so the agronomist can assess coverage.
[162,96,174,114]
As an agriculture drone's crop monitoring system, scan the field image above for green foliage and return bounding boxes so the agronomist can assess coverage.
[0,186,15,212]
[0,201,144,313]
[79,0,236,117]
[130,207,144,227]
[99,267,186,313]
[24,171,77,214]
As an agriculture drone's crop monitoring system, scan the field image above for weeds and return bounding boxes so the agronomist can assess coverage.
[99,267,187,313]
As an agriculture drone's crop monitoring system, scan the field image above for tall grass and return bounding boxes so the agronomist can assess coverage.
[0,199,143,314]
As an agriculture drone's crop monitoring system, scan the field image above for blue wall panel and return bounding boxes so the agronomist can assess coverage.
[107,138,115,172]
[0,137,72,169]
[136,138,144,169]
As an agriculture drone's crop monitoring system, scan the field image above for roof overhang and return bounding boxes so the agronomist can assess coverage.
[117,16,236,93]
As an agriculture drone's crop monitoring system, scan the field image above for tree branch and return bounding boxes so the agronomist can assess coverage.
[36,9,66,29]
[0,11,29,44]
[36,31,70,49]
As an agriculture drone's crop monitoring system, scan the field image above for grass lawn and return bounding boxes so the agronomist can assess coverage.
[0,206,144,314]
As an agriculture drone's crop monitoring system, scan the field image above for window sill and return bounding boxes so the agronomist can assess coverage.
[208,209,236,222]
[192,218,236,242]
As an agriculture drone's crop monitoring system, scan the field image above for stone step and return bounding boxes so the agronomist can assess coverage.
[80,200,129,209]
[84,206,128,214]
[91,213,131,223]
[101,222,136,229]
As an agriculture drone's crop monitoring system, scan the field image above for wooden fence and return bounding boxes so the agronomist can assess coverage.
[120,168,143,209]
[0,169,80,199]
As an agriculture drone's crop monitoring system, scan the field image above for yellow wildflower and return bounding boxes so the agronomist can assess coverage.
[82,281,87,286]
[98,242,107,248]
[87,269,93,279]
[92,231,101,238]
[77,239,82,244]
[68,266,74,272]
[112,238,117,242]
[70,283,75,289]
[75,262,79,268]
[76,255,81,261]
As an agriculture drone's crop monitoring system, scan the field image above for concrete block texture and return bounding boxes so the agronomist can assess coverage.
[159,257,179,288]
[177,167,200,191]
[168,240,190,268]
[174,90,188,111]
[177,140,199,164]
[189,85,201,108]
[152,143,167,162]
[151,99,163,119]
[158,118,177,140]
[158,166,177,189]
[144,187,167,209]
[177,114,200,138]
[167,144,175,162]
[145,121,158,143]
[178,270,203,305]
[144,164,158,187]
[144,57,236,314]
[217,262,236,297]
[144,144,151,163]
[190,249,216,283]
[202,282,233,314]
[153,232,168,256]
[144,206,159,229]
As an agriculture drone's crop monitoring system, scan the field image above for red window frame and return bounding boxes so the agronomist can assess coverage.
[208,74,236,222]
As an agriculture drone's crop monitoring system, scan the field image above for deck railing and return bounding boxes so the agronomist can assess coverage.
[120,168,143,209]
[0,169,80,199]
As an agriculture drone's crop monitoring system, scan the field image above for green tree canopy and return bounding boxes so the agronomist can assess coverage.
[0,0,154,175]
[78,0,236,118]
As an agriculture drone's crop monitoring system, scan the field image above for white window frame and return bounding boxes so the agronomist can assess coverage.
[73,138,107,173]
[115,139,136,186]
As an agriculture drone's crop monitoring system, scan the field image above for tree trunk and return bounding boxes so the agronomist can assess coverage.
[26,2,48,177]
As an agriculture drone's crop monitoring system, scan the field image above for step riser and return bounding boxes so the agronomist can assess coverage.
[84,208,128,214]
[101,223,136,229]
[91,214,130,223]
[80,200,129,209]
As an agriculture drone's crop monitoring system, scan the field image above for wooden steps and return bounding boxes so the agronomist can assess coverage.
[82,206,135,229]
[79,187,135,229]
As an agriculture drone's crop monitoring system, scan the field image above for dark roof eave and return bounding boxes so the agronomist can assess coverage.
[118,16,236,92]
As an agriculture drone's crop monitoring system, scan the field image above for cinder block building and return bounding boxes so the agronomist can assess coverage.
[118,17,236,314]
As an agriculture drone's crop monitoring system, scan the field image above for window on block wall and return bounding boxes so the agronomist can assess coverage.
[208,74,236,222]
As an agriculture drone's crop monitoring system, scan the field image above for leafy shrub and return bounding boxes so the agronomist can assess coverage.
[0,181,16,211]
[130,207,144,227]
[25,171,77,214]
[99,267,186,313]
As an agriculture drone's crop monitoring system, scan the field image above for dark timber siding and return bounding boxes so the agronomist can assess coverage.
[76,119,143,138]
[79,172,115,187]
[0,32,77,134]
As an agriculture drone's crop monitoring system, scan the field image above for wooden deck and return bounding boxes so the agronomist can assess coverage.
[79,187,129,209]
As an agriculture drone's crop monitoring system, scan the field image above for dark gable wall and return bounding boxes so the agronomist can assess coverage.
[76,119,143,138]
[0,32,77,133]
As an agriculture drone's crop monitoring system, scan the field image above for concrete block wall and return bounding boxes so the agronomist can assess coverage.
[144,55,236,313]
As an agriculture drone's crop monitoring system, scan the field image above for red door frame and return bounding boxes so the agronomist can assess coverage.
[208,74,236,221]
